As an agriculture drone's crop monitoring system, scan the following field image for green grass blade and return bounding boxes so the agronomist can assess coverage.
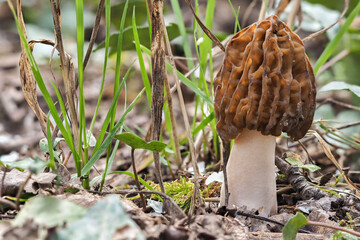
[51,81,82,172]
[92,60,135,154]
[314,1,360,75]
[140,45,213,105]
[132,7,151,106]
[46,115,55,170]
[99,140,120,189]
[89,0,112,134]
[111,0,130,128]
[227,0,240,33]
[75,0,86,156]
[81,88,145,175]
[7,1,81,174]
[169,0,195,70]
[109,171,157,192]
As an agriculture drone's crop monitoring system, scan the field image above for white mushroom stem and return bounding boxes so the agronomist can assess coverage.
[220,129,277,216]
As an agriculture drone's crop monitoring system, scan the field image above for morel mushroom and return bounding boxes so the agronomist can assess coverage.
[214,15,316,216]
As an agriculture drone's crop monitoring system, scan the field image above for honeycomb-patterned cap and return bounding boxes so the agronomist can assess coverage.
[214,15,316,141]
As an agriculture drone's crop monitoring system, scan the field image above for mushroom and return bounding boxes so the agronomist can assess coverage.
[214,15,316,216]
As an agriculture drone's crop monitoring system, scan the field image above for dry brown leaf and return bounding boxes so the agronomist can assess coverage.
[312,130,360,196]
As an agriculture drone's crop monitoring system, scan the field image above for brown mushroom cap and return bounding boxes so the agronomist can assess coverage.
[214,15,316,141]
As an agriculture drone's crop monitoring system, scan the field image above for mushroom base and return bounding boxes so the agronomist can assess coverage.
[220,129,277,216]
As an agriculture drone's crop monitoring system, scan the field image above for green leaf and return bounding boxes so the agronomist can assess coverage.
[0,157,48,174]
[39,138,64,153]
[282,212,308,240]
[110,0,147,29]
[330,231,359,240]
[115,132,167,152]
[318,81,360,97]
[53,195,145,240]
[132,7,151,106]
[96,23,183,55]
[140,45,213,106]
[301,164,321,172]
[285,157,321,173]
[12,196,87,228]
[81,88,145,176]
[285,157,301,166]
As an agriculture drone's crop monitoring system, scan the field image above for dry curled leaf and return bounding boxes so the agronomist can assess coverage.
[214,15,316,141]
[19,41,48,136]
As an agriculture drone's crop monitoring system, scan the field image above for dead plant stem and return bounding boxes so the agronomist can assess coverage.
[160,6,203,213]
[164,73,183,168]
[83,0,105,70]
[150,0,166,193]
[50,0,79,153]
[258,0,267,21]
[131,148,146,210]
[303,0,349,43]
[286,0,301,27]
[15,173,31,210]
[307,220,360,237]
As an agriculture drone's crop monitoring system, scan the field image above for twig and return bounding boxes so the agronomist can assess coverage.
[294,4,303,33]
[317,49,349,75]
[258,0,267,21]
[242,0,258,27]
[298,140,315,165]
[131,148,146,210]
[311,131,360,196]
[303,0,349,42]
[0,214,16,219]
[219,138,231,206]
[337,121,360,130]
[184,0,225,52]
[275,156,326,200]
[164,69,182,169]
[286,0,301,27]
[307,220,360,237]
[150,0,166,193]
[275,0,290,16]
[0,198,17,210]
[83,0,105,70]
[236,210,312,234]
[15,172,31,210]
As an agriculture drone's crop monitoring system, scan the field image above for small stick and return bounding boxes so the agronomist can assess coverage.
[0,198,17,210]
[275,156,325,200]
[317,49,349,75]
[258,0,268,21]
[307,220,360,237]
[219,137,230,206]
[83,0,105,70]
[303,0,349,43]
[164,70,183,169]
[236,210,312,234]
[184,0,225,52]
[15,172,32,210]
[131,148,146,211]
[286,0,301,27]
[242,0,258,27]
